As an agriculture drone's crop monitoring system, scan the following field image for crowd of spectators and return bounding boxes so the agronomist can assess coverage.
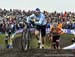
[0,8,75,34]
[44,11,75,29]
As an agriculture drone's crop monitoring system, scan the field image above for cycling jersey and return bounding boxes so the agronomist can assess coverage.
[50,25,64,35]
[26,13,47,26]
[26,12,47,37]
[57,23,63,29]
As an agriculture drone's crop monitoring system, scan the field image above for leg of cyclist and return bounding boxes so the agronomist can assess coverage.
[56,35,60,49]
[35,25,44,49]
[35,25,46,49]
[49,34,53,49]
[52,36,57,49]
[53,42,56,49]
[35,29,40,48]
[41,36,45,49]
[40,25,46,49]
[5,32,9,48]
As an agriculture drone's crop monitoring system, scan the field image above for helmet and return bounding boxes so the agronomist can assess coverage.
[52,22,58,28]
[35,8,40,12]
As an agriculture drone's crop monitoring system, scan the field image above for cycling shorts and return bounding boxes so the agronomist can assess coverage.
[36,25,46,37]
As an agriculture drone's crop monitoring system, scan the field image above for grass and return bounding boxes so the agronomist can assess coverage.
[30,33,74,49]
[0,34,6,48]
[30,37,38,48]
[0,33,75,49]
[0,33,22,49]
[60,33,74,48]
[12,33,22,41]
[0,34,5,44]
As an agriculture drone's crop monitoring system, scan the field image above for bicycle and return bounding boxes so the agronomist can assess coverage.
[21,22,32,51]
[21,19,43,51]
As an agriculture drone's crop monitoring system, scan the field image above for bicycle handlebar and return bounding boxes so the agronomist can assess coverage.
[23,18,39,29]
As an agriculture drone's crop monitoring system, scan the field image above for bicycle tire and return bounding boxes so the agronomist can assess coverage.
[21,29,30,51]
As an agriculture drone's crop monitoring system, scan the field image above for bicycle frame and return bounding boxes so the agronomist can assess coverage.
[22,20,43,50]
[21,23,32,51]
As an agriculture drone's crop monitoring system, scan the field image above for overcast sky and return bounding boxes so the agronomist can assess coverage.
[0,0,75,12]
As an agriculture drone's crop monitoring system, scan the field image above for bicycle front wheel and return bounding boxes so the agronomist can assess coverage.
[21,29,30,51]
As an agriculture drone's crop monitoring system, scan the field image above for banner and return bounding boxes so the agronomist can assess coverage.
[11,28,75,39]
[62,29,75,35]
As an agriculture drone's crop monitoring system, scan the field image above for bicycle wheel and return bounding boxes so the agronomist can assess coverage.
[21,29,30,51]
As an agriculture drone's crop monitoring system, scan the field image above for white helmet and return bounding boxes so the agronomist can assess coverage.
[52,22,58,28]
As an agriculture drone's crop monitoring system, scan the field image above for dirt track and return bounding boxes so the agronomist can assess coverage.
[0,49,75,57]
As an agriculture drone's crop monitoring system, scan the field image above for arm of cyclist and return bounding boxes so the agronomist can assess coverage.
[26,14,36,23]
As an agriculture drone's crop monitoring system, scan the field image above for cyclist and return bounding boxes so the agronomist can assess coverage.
[26,8,47,49]
[50,22,64,49]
